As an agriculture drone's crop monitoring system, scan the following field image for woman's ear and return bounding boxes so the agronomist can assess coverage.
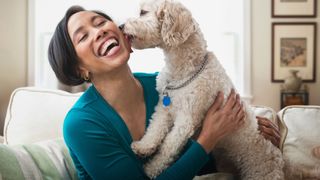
[159,1,198,47]
[78,65,90,80]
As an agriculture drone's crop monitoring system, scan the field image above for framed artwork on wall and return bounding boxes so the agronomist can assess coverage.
[272,22,317,82]
[272,0,317,18]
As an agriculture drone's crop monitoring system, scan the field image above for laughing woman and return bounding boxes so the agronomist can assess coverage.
[48,6,281,180]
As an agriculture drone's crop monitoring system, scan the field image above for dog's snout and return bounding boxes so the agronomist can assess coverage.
[119,24,125,31]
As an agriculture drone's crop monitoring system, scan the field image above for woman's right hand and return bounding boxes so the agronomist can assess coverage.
[197,89,245,153]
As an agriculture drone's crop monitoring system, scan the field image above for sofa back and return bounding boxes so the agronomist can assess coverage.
[3,87,82,145]
[3,87,282,145]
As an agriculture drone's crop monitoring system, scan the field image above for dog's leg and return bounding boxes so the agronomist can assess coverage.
[143,112,198,178]
[131,103,172,157]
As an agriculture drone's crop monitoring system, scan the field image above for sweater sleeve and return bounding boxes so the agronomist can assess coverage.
[64,109,210,180]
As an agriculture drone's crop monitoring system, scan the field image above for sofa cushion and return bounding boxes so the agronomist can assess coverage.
[0,138,77,180]
[278,105,320,179]
[4,87,81,145]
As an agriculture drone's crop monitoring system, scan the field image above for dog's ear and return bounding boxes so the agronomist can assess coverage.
[157,1,197,47]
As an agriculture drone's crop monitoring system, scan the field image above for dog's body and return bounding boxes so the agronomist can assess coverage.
[123,0,284,179]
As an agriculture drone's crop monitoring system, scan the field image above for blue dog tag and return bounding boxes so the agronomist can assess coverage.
[163,95,171,107]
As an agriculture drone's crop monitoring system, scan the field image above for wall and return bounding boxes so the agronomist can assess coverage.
[251,0,320,111]
[0,0,319,135]
[0,0,28,135]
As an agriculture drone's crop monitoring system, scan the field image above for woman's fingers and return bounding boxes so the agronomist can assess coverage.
[257,117,281,147]
[260,131,280,148]
[232,95,241,114]
[258,125,280,140]
[222,89,237,111]
[208,91,224,114]
[236,104,245,120]
[257,117,281,138]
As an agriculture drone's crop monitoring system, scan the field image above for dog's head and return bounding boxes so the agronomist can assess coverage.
[123,0,198,49]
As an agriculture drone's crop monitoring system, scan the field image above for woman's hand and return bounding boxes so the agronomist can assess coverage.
[197,89,245,153]
[256,116,281,148]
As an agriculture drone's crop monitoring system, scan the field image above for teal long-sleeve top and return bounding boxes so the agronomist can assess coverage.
[63,73,211,180]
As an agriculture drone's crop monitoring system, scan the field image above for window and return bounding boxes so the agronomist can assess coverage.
[29,0,252,100]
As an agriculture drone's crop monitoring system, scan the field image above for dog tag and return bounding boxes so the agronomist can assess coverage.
[162,92,171,107]
[163,96,171,107]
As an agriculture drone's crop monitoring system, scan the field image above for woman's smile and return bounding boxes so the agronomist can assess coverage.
[97,36,120,58]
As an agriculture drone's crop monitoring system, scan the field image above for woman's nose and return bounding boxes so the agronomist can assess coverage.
[95,28,107,41]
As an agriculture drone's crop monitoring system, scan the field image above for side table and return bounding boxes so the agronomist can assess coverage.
[280,91,309,109]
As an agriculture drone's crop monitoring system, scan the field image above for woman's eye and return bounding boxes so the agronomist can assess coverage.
[78,34,88,43]
[140,10,149,16]
[97,20,107,26]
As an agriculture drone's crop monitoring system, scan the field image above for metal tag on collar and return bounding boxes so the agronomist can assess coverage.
[162,91,171,107]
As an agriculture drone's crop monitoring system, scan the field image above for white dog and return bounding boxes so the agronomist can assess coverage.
[123,0,284,179]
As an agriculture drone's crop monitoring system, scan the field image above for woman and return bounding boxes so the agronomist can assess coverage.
[48,6,280,180]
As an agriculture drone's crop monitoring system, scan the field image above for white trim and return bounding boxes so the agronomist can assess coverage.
[28,0,35,86]
[242,0,253,102]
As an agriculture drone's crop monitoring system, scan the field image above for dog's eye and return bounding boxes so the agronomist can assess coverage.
[140,10,149,16]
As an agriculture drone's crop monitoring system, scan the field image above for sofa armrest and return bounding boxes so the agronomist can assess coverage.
[0,136,4,144]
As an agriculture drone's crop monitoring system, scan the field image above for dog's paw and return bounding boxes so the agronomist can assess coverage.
[144,162,161,179]
[131,141,156,157]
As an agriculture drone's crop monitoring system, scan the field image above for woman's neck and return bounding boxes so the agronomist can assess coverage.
[92,65,143,112]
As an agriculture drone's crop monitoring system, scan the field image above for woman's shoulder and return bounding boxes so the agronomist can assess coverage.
[70,85,98,109]
[63,86,101,126]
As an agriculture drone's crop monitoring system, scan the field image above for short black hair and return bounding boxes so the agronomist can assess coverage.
[48,5,113,86]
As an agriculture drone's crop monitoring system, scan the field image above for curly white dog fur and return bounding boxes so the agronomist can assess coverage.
[123,0,284,179]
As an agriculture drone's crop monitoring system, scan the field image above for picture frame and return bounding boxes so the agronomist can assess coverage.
[272,22,317,82]
[272,0,317,18]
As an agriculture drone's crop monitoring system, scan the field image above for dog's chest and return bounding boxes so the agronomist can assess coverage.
[155,56,235,114]
[156,73,215,112]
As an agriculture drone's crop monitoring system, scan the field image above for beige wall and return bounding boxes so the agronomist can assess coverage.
[251,0,320,111]
[0,0,28,135]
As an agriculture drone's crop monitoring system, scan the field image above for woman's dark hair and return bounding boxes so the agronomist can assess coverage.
[48,5,113,86]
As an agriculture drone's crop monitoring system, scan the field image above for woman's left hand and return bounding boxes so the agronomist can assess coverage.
[256,116,281,148]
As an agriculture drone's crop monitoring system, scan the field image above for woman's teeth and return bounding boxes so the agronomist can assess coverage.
[99,38,119,56]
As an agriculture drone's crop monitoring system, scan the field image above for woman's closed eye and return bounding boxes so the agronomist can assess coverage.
[78,33,88,43]
[96,19,107,27]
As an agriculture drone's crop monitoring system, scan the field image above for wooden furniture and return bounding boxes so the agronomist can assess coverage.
[280,90,309,109]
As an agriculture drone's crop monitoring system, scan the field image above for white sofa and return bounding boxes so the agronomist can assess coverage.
[0,87,319,180]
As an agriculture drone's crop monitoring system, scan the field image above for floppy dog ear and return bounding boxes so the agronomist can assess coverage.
[157,1,197,47]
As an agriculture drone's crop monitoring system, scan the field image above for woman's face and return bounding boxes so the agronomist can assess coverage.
[67,11,131,78]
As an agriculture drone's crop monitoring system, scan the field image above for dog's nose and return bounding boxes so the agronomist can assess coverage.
[119,24,125,31]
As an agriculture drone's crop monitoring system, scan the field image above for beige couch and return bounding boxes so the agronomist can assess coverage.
[0,87,319,180]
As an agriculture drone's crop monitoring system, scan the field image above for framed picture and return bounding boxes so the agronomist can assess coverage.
[272,0,317,18]
[272,22,317,82]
